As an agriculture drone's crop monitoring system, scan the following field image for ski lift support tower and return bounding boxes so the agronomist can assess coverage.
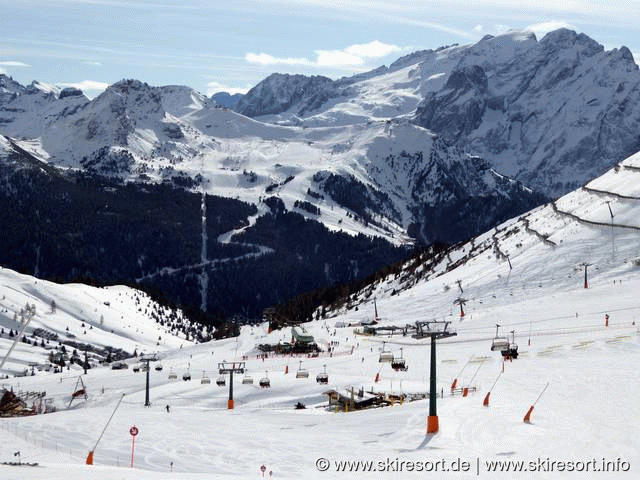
[413,320,457,434]
[218,361,245,410]
[139,353,159,407]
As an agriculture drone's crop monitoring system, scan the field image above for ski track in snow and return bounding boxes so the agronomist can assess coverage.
[135,208,274,283]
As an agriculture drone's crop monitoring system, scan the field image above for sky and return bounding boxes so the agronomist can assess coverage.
[2,0,640,98]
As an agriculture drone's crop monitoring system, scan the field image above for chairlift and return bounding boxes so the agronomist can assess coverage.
[182,371,191,381]
[378,341,394,363]
[391,347,408,372]
[316,364,329,384]
[296,360,309,379]
[502,330,519,359]
[490,324,510,352]
[216,374,225,386]
[155,362,163,371]
[259,371,271,388]
[201,371,211,385]
[242,371,254,385]
[132,363,141,373]
[168,367,177,380]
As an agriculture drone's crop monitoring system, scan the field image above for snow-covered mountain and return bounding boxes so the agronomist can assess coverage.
[1,142,639,480]
[0,75,539,245]
[237,29,640,198]
[1,27,637,319]
[321,147,640,323]
[0,266,198,376]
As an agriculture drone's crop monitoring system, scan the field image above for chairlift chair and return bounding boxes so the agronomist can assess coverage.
[182,371,191,381]
[502,330,519,359]
[502,344,519,359]
[168,367,177,380]
[259,371,271,388]
[296,360,309,379]
[316,364,329,384]
[242,371,254,384]
[215,374,225,386]
[378,341,394,363]
[391,348,408,372]
[155,363,163,371]
[491,324,510,352]
[201,371,211,384]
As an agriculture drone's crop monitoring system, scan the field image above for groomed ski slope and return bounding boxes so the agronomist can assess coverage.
[1,158,640,479]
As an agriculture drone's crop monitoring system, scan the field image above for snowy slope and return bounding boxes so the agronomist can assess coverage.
[0,267,195,376]
[1,151,639,480]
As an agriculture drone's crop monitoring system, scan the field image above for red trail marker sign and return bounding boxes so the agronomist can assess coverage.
[130,425,139,467]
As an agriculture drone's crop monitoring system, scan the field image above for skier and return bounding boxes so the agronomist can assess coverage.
[166,404,170,413]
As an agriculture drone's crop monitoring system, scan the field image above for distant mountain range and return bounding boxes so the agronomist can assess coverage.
[236,29,640,199]
[0,28,638,321]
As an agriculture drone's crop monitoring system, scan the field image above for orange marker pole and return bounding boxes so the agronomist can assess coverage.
[451,357,471,392]
[524,382,549,423]
[483,371,503,407]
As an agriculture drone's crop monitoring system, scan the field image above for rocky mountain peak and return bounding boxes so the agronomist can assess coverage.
[236,73,337,117]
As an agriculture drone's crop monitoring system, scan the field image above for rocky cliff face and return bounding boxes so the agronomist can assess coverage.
[413,29,640,196]
[236,73,339,119]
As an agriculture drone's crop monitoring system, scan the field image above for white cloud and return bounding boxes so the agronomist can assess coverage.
[315,50,364,67]
[246,40,402,69]
[344,40,401,58]
[58,80,110,97]
[525,21,576,38]
[83,60,103,67]
[245,53,311,66]
[0,61,30,67]
[206,81,250,96]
